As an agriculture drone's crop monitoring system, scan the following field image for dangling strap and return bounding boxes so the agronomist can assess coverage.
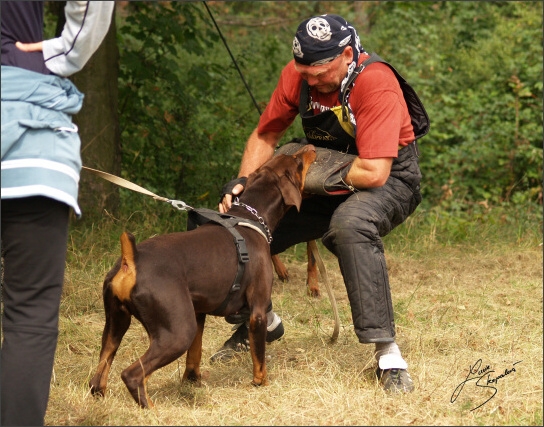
[340,53,383,121]
[299,80,311,115]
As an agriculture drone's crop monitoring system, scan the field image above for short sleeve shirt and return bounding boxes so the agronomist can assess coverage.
[257,54,416,158]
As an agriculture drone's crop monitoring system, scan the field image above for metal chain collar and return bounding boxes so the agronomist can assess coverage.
[232,198,273,243]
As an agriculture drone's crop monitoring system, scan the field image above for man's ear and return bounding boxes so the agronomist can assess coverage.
[343,45,354,63]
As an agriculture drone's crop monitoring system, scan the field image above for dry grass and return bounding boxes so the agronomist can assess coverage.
[45,212,543,426]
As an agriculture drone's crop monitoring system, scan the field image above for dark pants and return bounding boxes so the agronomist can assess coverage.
[1,196,70,426]
[270,142,422,343]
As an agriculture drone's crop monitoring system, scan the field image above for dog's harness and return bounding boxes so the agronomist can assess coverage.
[80,166,272,316]
[186,204,270,316]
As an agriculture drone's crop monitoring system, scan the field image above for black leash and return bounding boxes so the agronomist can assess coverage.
[202,1,262,116]
[198,4,339,340]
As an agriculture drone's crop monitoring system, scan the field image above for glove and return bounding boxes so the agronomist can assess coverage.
[219,176,247,203]
[275,141,356,195]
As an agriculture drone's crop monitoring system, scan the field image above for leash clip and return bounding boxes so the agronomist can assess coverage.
[167,199,193,211]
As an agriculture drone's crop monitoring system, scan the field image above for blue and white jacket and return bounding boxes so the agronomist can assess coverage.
[1,65,84,215]
[1,1,114,216]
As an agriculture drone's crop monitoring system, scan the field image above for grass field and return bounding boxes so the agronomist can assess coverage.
[39,205,542,426]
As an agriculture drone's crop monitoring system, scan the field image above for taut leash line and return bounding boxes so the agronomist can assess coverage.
[81,166,193,211]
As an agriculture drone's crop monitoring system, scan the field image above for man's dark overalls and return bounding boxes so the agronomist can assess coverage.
[269,54,430,343]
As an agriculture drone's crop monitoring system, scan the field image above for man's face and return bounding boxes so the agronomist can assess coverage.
[293,46,352,94]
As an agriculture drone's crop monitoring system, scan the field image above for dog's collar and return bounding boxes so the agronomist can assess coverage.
[237,221,269,243]
[232,199,273,244]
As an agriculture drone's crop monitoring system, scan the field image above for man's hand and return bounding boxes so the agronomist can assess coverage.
[15,41,43,52]
[218,128,281,213]
[218,177,247,213]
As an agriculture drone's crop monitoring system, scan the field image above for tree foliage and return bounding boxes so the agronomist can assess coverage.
[361,2,542,210]
[117,2,222,209]
[114,1,541,215]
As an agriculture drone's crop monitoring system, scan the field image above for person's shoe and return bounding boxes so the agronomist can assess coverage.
[210,323,250,363]
[210,316,285,363]
[376,368,415,393]
[265,312,284,343]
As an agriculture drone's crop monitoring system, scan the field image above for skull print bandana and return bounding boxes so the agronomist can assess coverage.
[293,14,365,67]
[292,15,366,99]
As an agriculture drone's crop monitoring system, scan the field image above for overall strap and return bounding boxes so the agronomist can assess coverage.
[341,53,430,139]
[299,80,311,115]
[340,53,383,121]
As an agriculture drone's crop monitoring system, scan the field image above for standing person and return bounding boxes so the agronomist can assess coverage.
[212,14,429,393]
[1,2,114,425]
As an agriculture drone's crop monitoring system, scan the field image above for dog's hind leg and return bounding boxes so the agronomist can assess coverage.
[248,306,269,386]
[121,289,198,408]
[120,326,195,408]
[89,282,132,398]
[182,312,206,386]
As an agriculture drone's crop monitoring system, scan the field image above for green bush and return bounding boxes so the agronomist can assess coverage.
[115,2,542,215]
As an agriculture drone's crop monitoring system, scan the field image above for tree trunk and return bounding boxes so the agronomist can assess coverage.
[70,6,120,220]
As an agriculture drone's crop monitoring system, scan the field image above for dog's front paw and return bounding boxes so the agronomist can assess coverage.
[251,377,268,387]
[89,376,106,397]
[182,368,202,386]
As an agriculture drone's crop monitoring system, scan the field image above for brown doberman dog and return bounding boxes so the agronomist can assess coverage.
[88,144,316,408]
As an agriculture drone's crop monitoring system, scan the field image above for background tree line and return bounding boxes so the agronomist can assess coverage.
[46,1,542,227]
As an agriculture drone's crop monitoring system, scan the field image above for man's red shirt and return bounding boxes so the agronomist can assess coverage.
[257,54,415,159]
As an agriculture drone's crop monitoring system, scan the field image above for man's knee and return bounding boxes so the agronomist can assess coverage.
[322,214,379,251]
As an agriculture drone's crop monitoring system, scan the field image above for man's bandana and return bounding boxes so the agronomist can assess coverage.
[293,14,367,109]
[292,14,365,67]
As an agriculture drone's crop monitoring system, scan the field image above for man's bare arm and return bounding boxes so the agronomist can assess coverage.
[345,157,393,189]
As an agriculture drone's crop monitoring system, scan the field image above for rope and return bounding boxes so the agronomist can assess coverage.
[202,1,262,116]
[201,4,340,342]
[81,166,193,211]
[308,240,340,343]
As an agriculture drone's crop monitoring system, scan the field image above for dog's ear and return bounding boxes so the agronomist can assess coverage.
[279,174,303,211]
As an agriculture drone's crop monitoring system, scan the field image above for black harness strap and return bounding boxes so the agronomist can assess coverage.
[341,53,430,139]
[187,208,252,316]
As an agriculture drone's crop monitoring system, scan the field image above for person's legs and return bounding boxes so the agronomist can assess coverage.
[1,196,70,426]
[322,144,422,392]
[322,189,400,343]
[269,195,347,255]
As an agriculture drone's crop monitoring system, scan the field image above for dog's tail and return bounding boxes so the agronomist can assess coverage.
[90,232,136,397]
[110,231,138,302]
